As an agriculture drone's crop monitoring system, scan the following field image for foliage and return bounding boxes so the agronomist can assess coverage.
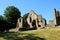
[0,15,4,21]
[0,16,4,32]
[0,15,11,32]
[22,13,29,20]
[22,13,29,28]
[4,6,21,28]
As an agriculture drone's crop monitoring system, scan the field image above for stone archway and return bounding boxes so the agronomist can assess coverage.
[32,20,37,29]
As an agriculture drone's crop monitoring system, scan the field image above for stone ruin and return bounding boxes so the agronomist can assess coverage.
[16,10,46,31]
[48,8,60,27]
[9,8,60,32]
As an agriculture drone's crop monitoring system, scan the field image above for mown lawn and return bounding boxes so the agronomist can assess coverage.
[0,27,60,40]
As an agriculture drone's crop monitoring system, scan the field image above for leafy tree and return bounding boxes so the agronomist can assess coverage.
[0,16,5,32]
[22,13,29,20]
[0,15,9,32]
[22,13,30,29]
[4,6,21,28]
[0,15,4,21]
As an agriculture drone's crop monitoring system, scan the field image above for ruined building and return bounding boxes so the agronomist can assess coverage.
[49,8,60,27]
[17,10,46,30]
[9,8,60,32]
[54,8,60,26]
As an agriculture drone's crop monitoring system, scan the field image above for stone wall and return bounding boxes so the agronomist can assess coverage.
[17,10,46,30]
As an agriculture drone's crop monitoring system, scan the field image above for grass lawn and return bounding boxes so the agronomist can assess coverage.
[0,27,60,40]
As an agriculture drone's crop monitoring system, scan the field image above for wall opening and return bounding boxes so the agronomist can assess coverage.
[30,17,32,23]
[19,19,21,22]
[38,25,41,27]
[32,20,37,29]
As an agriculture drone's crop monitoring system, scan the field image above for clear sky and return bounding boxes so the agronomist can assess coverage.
[0,0,60,23]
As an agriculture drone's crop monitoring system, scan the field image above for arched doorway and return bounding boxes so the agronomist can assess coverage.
[32,20,37,29]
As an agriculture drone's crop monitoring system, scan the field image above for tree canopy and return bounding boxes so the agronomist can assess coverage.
[4,6,21,28]
[0,15,4,21]
[22,13,29,20]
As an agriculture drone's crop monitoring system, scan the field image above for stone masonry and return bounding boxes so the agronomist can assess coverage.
[48,8,60,27]
[17,10,46,30]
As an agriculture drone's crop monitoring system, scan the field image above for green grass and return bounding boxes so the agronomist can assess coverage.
[0,27,60,40]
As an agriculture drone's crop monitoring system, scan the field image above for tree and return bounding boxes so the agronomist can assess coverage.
[0,15,9,32]
[22,13,29,20]
[22,13,30,29]
[0,15,5,32]
[4,6,21,28]
[0,15,4,21]
[22,13,29,26]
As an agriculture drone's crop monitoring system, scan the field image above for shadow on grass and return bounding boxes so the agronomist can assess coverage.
[23,34,45,40]
[0,32,45,40]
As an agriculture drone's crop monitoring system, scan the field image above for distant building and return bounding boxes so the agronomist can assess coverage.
[54,8,60,26]
[48,8,60,27]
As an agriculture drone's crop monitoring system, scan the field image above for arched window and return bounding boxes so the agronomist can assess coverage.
[19,18,21,22]
[41,20,42,23]
[30,17,32,22]
[38,25,41,27]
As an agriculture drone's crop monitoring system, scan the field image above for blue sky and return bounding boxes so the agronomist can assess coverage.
[0,0,60,23]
